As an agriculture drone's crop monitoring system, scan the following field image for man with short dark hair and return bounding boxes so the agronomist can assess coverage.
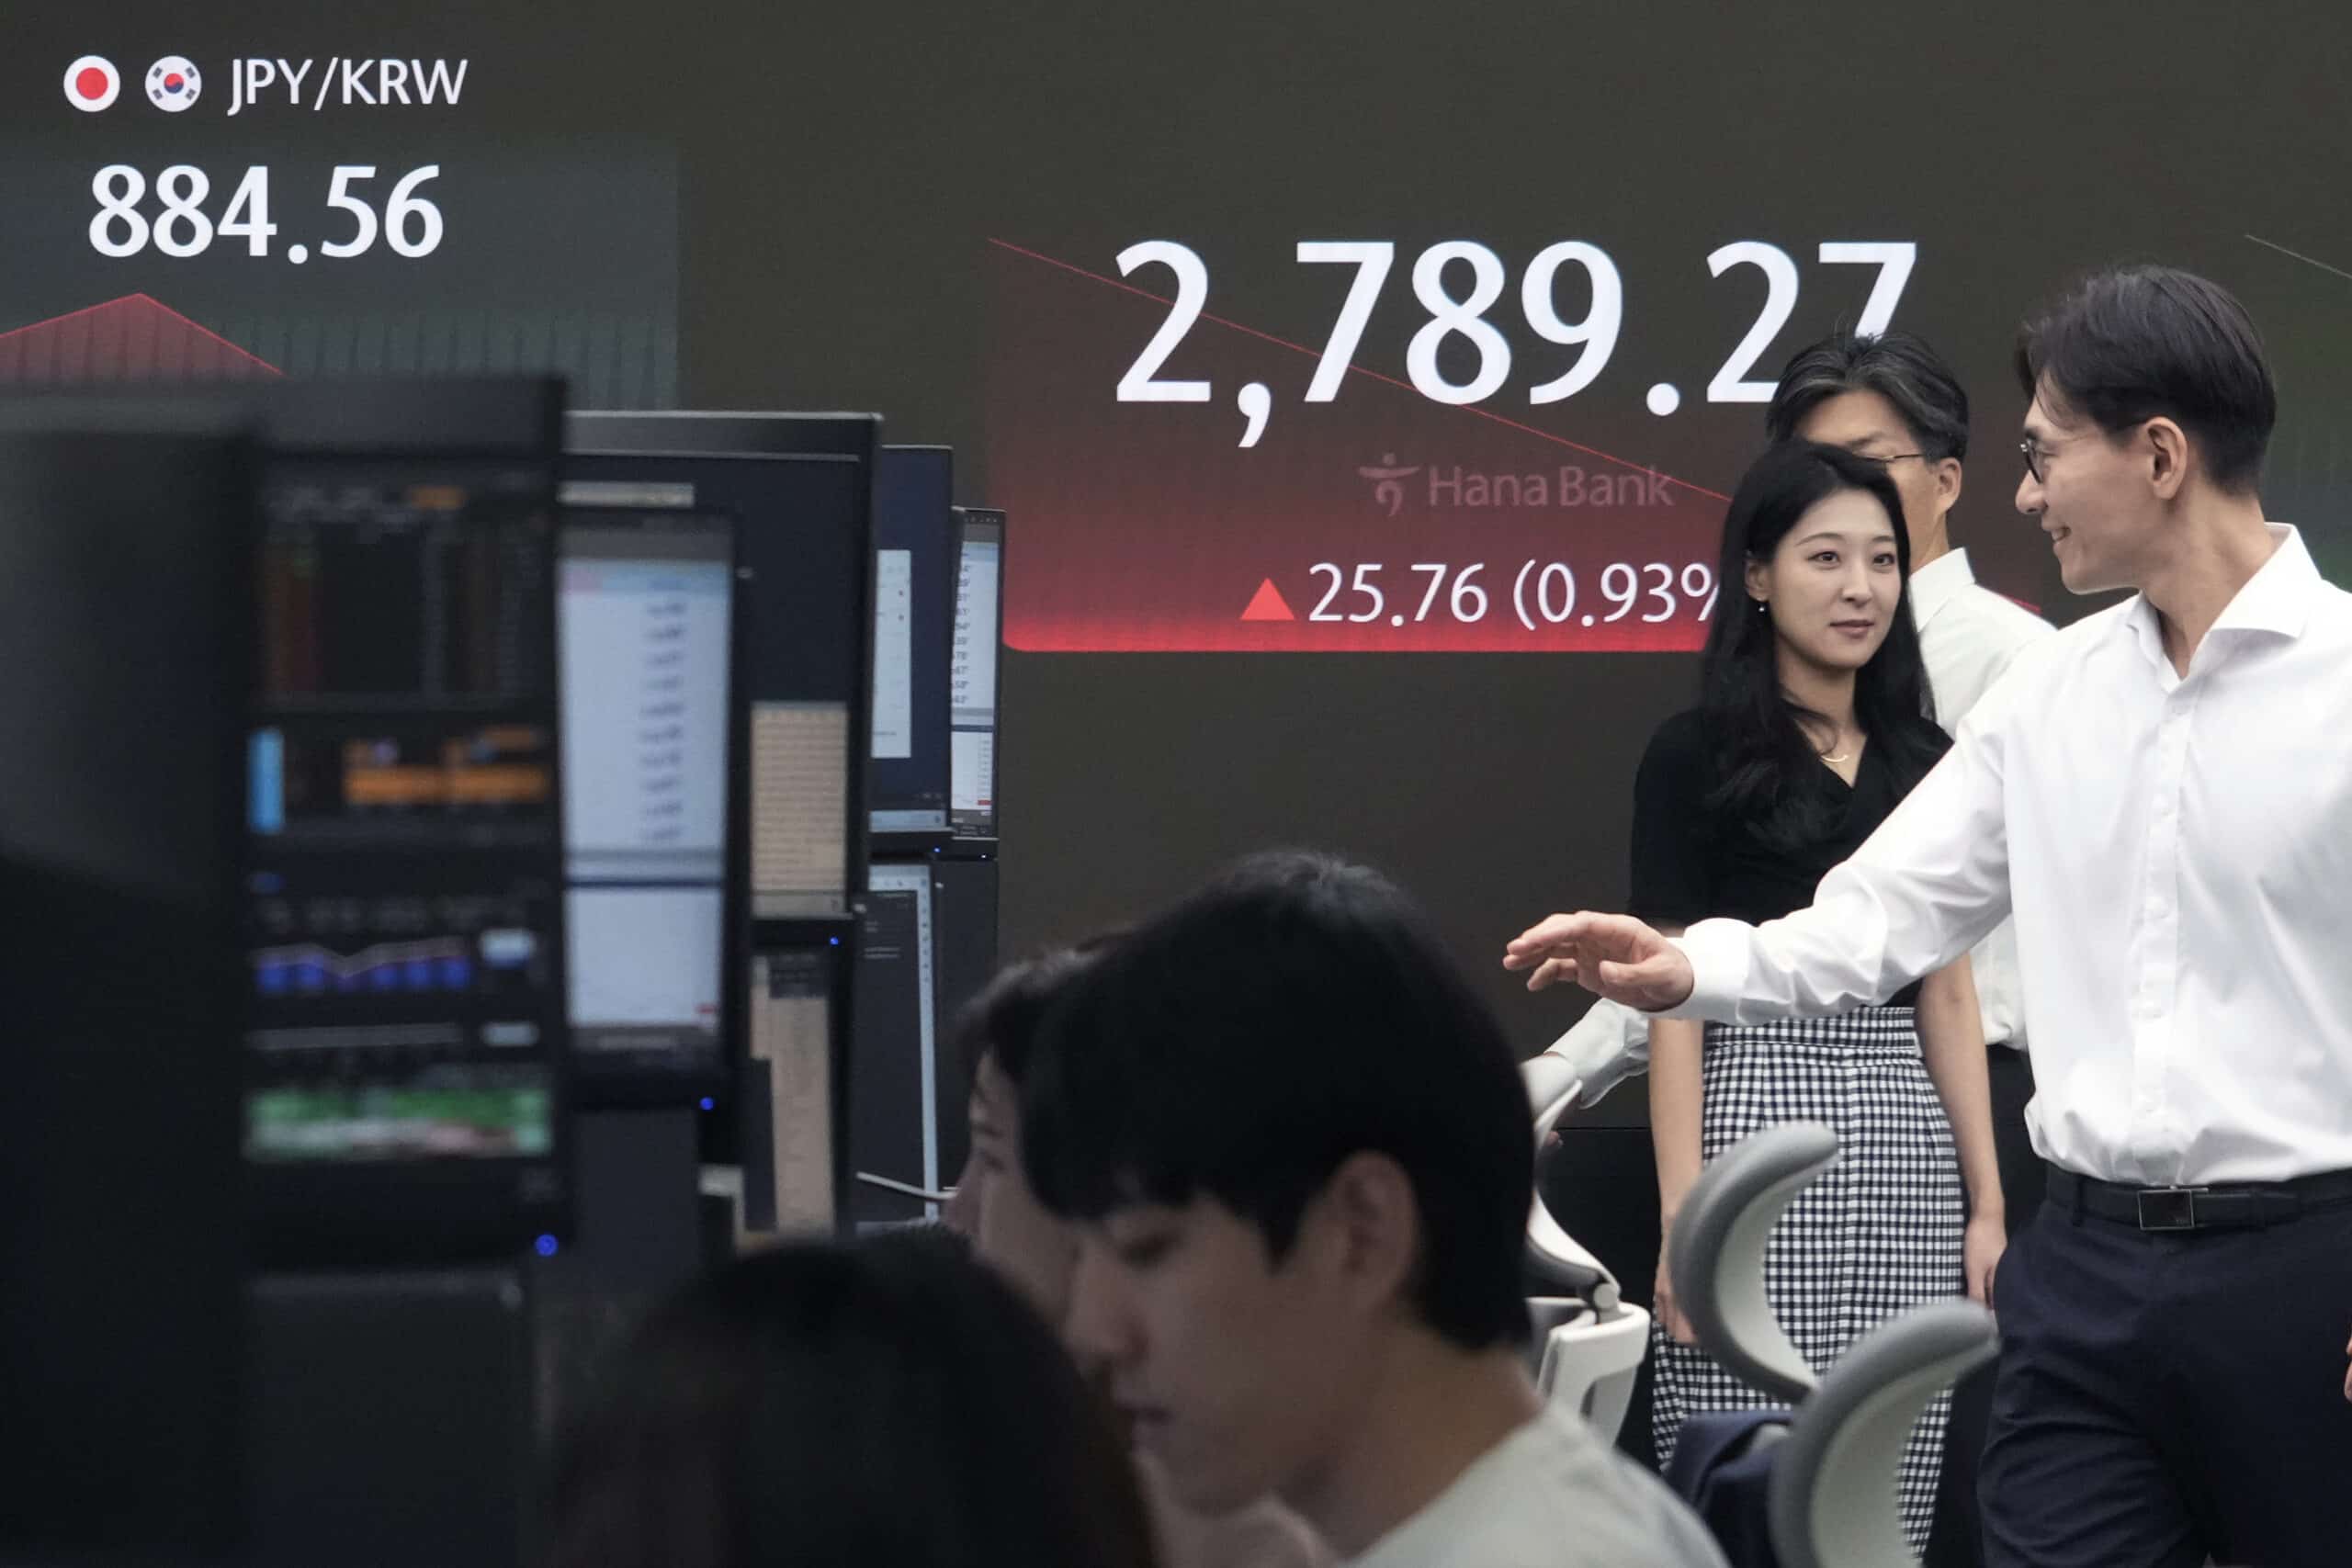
[1508,265,2352,1567]
[1024,852,1725,1567]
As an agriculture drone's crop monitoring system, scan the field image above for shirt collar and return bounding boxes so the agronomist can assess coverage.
[2126,524,2318,663]
[1907,547,1974,630]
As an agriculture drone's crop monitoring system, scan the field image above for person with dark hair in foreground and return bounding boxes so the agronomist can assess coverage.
[944,945,1333,1568]
[1022,852,1726,1568]
[1630,441,2004,1551]
[544,1234,1159,1568]
[1508,264,2352,1568]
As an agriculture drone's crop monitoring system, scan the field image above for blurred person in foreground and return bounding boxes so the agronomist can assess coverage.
[546,1232,1158,1568]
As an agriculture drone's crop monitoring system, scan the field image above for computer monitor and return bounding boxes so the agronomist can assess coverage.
[926,854,1000,1182]
[564,413,878,921]
[558,501,740,1102]
[739,937,852,1236]
[871,446,955,840]
[242,378,572,1266]
[0,405,255,1553]
[950,507,1004,840]
[852,861,939,1224]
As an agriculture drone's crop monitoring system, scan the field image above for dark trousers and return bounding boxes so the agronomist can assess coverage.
[1926,1041,2041,1568]
[1977,1178,2352,1567]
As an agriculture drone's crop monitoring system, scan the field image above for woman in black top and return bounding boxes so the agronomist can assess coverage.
[1635,443,2005,1549]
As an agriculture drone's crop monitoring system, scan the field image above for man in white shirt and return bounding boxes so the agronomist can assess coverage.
[1506,266,2352,1568]
[1022,852,1726,1567]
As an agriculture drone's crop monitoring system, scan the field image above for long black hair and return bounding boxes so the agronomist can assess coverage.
[1698,441,1944,849]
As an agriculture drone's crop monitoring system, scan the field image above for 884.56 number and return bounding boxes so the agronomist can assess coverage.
[88,164,445,261]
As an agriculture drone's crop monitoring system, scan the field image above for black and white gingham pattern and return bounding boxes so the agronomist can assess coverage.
[1650,1006,1965,1552]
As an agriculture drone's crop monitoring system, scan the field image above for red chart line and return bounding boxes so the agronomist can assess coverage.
[129,293,284,374]
[986,236,1731,502]
[0,293,283,375]
[0,295,126,344]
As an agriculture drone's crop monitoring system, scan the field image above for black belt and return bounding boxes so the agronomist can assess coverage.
[2047,1165,2352,1232]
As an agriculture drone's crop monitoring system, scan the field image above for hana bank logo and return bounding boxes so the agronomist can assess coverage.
[1356,452,1677,513]
[1357,454,1422,517]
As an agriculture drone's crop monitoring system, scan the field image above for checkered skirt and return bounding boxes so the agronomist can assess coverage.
[1649,1007,1963,1551]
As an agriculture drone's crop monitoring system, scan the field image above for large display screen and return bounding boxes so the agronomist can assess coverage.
[13,6,2350,1063]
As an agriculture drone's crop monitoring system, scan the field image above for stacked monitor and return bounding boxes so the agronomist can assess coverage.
[243,381,572,1267]
[564,412,879,1235]
[854,491,1005,1225]
[558,502,741,1102]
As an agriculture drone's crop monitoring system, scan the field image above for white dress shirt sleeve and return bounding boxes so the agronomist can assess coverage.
[1664,705,2017,1024]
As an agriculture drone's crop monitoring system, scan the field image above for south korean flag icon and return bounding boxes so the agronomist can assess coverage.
[145,56,201,112]
[63,56,120,112]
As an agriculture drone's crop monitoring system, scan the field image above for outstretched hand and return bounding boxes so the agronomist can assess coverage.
[1502,911,1695,1012]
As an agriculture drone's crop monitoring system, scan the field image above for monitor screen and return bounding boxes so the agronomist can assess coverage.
[563,426,873,918]
[870,447,954,835]
[243,414,571,1262]
[558,502,734,1091]
[950,509,1003,838]
[741,945,844,1236]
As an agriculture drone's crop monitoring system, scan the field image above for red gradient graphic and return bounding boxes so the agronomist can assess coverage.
[0,294,283,384]
[987,241,1730,653]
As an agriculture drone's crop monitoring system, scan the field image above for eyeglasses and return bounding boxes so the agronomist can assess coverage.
[2018,431,2095,484]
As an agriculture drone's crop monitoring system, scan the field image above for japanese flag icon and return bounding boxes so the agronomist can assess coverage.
[64,56,120,112]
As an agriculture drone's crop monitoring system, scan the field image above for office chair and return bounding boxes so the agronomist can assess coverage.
[1521,1054,1650,1444]
[1668,1121,1999,1568]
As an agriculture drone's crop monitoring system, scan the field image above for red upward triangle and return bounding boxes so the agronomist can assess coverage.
[1239,578,1295,621]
